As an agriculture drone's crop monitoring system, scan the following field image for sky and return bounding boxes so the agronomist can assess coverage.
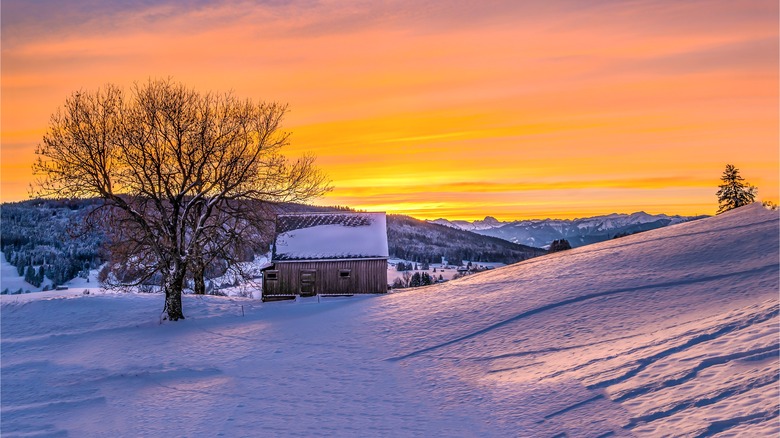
[2,0,778,220]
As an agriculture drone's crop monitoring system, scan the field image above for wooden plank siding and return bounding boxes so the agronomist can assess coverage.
[262,259,387,300]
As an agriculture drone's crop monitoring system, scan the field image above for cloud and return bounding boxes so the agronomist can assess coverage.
[616,36,779,77]
[2,0,777,212]
[8,0,773,46]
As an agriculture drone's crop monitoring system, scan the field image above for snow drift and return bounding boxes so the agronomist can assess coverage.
[2,203,778,436]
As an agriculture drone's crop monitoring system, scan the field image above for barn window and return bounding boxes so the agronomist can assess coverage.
[339,269,352,279]
[265,270,279,280]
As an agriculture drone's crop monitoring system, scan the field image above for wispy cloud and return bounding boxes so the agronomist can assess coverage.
[2,0,777,216]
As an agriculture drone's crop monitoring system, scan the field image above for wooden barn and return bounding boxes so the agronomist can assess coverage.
[261,212,388,301]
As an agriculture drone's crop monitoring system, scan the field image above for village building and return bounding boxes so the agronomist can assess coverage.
[261,212,388,301]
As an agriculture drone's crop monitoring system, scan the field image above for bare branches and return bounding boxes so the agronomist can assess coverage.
[33,79,330,319]
[33,85,124,199]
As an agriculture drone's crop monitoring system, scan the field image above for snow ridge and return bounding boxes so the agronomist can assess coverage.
[388,263,778,362]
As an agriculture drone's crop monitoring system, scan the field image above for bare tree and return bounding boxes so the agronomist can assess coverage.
[401,271,413,288]
[186,200,276,295]
[33,79,329,320]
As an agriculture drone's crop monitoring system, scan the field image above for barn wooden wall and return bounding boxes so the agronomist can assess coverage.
[263,259,387,298]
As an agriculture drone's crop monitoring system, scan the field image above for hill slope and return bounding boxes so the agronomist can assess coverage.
[387,214,545,264]
[1,203,777,436]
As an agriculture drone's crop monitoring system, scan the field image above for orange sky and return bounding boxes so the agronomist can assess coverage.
[2,0,778,220]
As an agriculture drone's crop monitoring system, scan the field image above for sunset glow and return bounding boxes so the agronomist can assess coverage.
[2,0,777,220]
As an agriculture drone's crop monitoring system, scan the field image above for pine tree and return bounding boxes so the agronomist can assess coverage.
[549,239,572,253]
[716,164,756,214]
[25,265,37,286]
[36,266,45,286]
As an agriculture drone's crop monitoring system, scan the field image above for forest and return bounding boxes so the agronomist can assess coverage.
[0,199,546,291]
[1,199,104,290]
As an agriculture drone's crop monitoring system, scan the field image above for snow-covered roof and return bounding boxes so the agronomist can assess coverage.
[272,212,388,261]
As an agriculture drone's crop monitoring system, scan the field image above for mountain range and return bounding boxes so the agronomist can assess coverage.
[431,211,707,248]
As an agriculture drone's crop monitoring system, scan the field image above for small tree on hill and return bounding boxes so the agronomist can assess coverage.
[402,271,413,288]
[24,265,36,286]
[716,164,756,214]
[410,272,422,287]
[549,239,572,253]
[35,266,45,286]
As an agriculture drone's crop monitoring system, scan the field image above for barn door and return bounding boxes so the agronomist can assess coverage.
[299,269,317,296]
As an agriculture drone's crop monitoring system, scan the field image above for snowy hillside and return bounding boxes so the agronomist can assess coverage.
[387,214,545,265]
[432,212,704,248]
[2,204,777,436]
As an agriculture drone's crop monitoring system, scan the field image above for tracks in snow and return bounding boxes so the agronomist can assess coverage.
[388,264,778,362]
[546,302,777,436]
[386,262,778,437]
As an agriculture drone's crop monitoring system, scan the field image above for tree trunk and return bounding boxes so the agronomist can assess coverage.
[193,258,206,295]
[163,260,188,321]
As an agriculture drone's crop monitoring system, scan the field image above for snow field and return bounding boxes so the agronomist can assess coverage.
[375,204,779,435]
[1,203,777,436]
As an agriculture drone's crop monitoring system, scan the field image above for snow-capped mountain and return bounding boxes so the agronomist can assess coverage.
[430,215,502,231]
[431,211,705,248]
